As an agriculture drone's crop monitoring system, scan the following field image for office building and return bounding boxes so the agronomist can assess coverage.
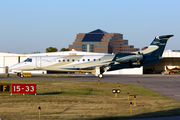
[69,29,139,53]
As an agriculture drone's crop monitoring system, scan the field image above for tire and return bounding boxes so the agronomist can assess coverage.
[98,74,103,79]
[21,74,24,78]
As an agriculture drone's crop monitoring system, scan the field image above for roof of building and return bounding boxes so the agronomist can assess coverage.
[162,50,180,58]
[82,29,106,42]
[82,34,104,42]
[89,29,107,33]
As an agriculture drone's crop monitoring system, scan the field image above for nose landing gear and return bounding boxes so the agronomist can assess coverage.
[21,71,24,78]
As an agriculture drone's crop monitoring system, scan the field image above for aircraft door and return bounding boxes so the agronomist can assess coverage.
[36,57,41,68]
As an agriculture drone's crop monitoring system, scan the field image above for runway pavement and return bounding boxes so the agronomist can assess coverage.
[1,74,180,100]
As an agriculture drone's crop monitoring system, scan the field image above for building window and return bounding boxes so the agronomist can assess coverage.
[82,45,87,51]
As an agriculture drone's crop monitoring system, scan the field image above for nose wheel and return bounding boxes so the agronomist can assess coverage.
[21,74,24,78]
[20,71,24,78]
[98,74,103,79]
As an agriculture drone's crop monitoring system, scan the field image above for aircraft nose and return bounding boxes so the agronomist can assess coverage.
[9,63,20,70]
[9,65,16,70]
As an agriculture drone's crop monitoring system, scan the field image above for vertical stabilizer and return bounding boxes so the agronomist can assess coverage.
[147,35,173,57]
[166,66,169,70]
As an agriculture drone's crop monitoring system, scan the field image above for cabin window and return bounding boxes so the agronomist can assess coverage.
[72,59,75,62]
[59,60,61,62]
[99,59,101,61]
[67,59,69,62]
[94,59,96,61]
[63,60,65,62]
[88,59,90,61]
[78,60,80,62]
[83,59,85,61]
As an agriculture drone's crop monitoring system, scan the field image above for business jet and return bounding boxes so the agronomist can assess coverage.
[10,35,173,78]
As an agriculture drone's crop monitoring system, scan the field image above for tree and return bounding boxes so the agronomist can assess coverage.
[46,47,58,53]
[60,48,69,51]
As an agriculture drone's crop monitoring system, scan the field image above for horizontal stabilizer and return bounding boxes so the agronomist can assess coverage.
[159,35,174,39]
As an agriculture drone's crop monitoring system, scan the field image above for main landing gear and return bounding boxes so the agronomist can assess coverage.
[98,74,103,79]
[95,67,104,79]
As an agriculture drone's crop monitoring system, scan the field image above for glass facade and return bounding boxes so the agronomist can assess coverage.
[81,42,99,52]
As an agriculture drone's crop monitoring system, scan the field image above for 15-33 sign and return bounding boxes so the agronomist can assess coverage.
[11,84,36,94]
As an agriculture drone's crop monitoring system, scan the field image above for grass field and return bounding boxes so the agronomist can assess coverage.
[0,79,180,120]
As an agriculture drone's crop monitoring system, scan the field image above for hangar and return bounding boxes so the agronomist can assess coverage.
[143,50,180,74]
[0,52,28,74]
[0,50,179,75]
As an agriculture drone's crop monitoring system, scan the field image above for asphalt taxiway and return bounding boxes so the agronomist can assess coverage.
[1,74,180,100]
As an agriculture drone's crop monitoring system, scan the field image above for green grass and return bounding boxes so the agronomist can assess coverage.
[0,80,180,120]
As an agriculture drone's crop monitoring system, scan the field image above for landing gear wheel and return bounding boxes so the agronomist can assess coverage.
[21,74,24,78]
[98,74,103,79]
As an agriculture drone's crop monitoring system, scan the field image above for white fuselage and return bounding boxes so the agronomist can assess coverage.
[10,55,115,72]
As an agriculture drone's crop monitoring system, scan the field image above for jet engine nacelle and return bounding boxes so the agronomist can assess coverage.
[116,55,143,63]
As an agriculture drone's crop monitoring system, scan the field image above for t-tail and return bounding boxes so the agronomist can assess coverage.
[129,35,174,67]
[166,66,170,70]
[145,35,174,57]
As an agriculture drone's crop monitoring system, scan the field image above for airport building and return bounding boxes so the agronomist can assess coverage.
[144,50,180,74]
[68,29,139,53]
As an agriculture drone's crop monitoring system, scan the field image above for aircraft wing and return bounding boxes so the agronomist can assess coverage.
[61,61,114,70]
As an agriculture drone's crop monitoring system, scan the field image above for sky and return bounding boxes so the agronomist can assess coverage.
[0,0,179,53]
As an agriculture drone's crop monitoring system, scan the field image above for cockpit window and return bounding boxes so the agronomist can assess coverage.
[24,58,32,62]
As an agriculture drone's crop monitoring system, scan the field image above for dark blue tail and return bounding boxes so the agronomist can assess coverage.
[148,35,173,57]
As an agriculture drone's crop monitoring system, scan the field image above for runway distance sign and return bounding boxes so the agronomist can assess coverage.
[11,84,36,94]
[0,84,11,93]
